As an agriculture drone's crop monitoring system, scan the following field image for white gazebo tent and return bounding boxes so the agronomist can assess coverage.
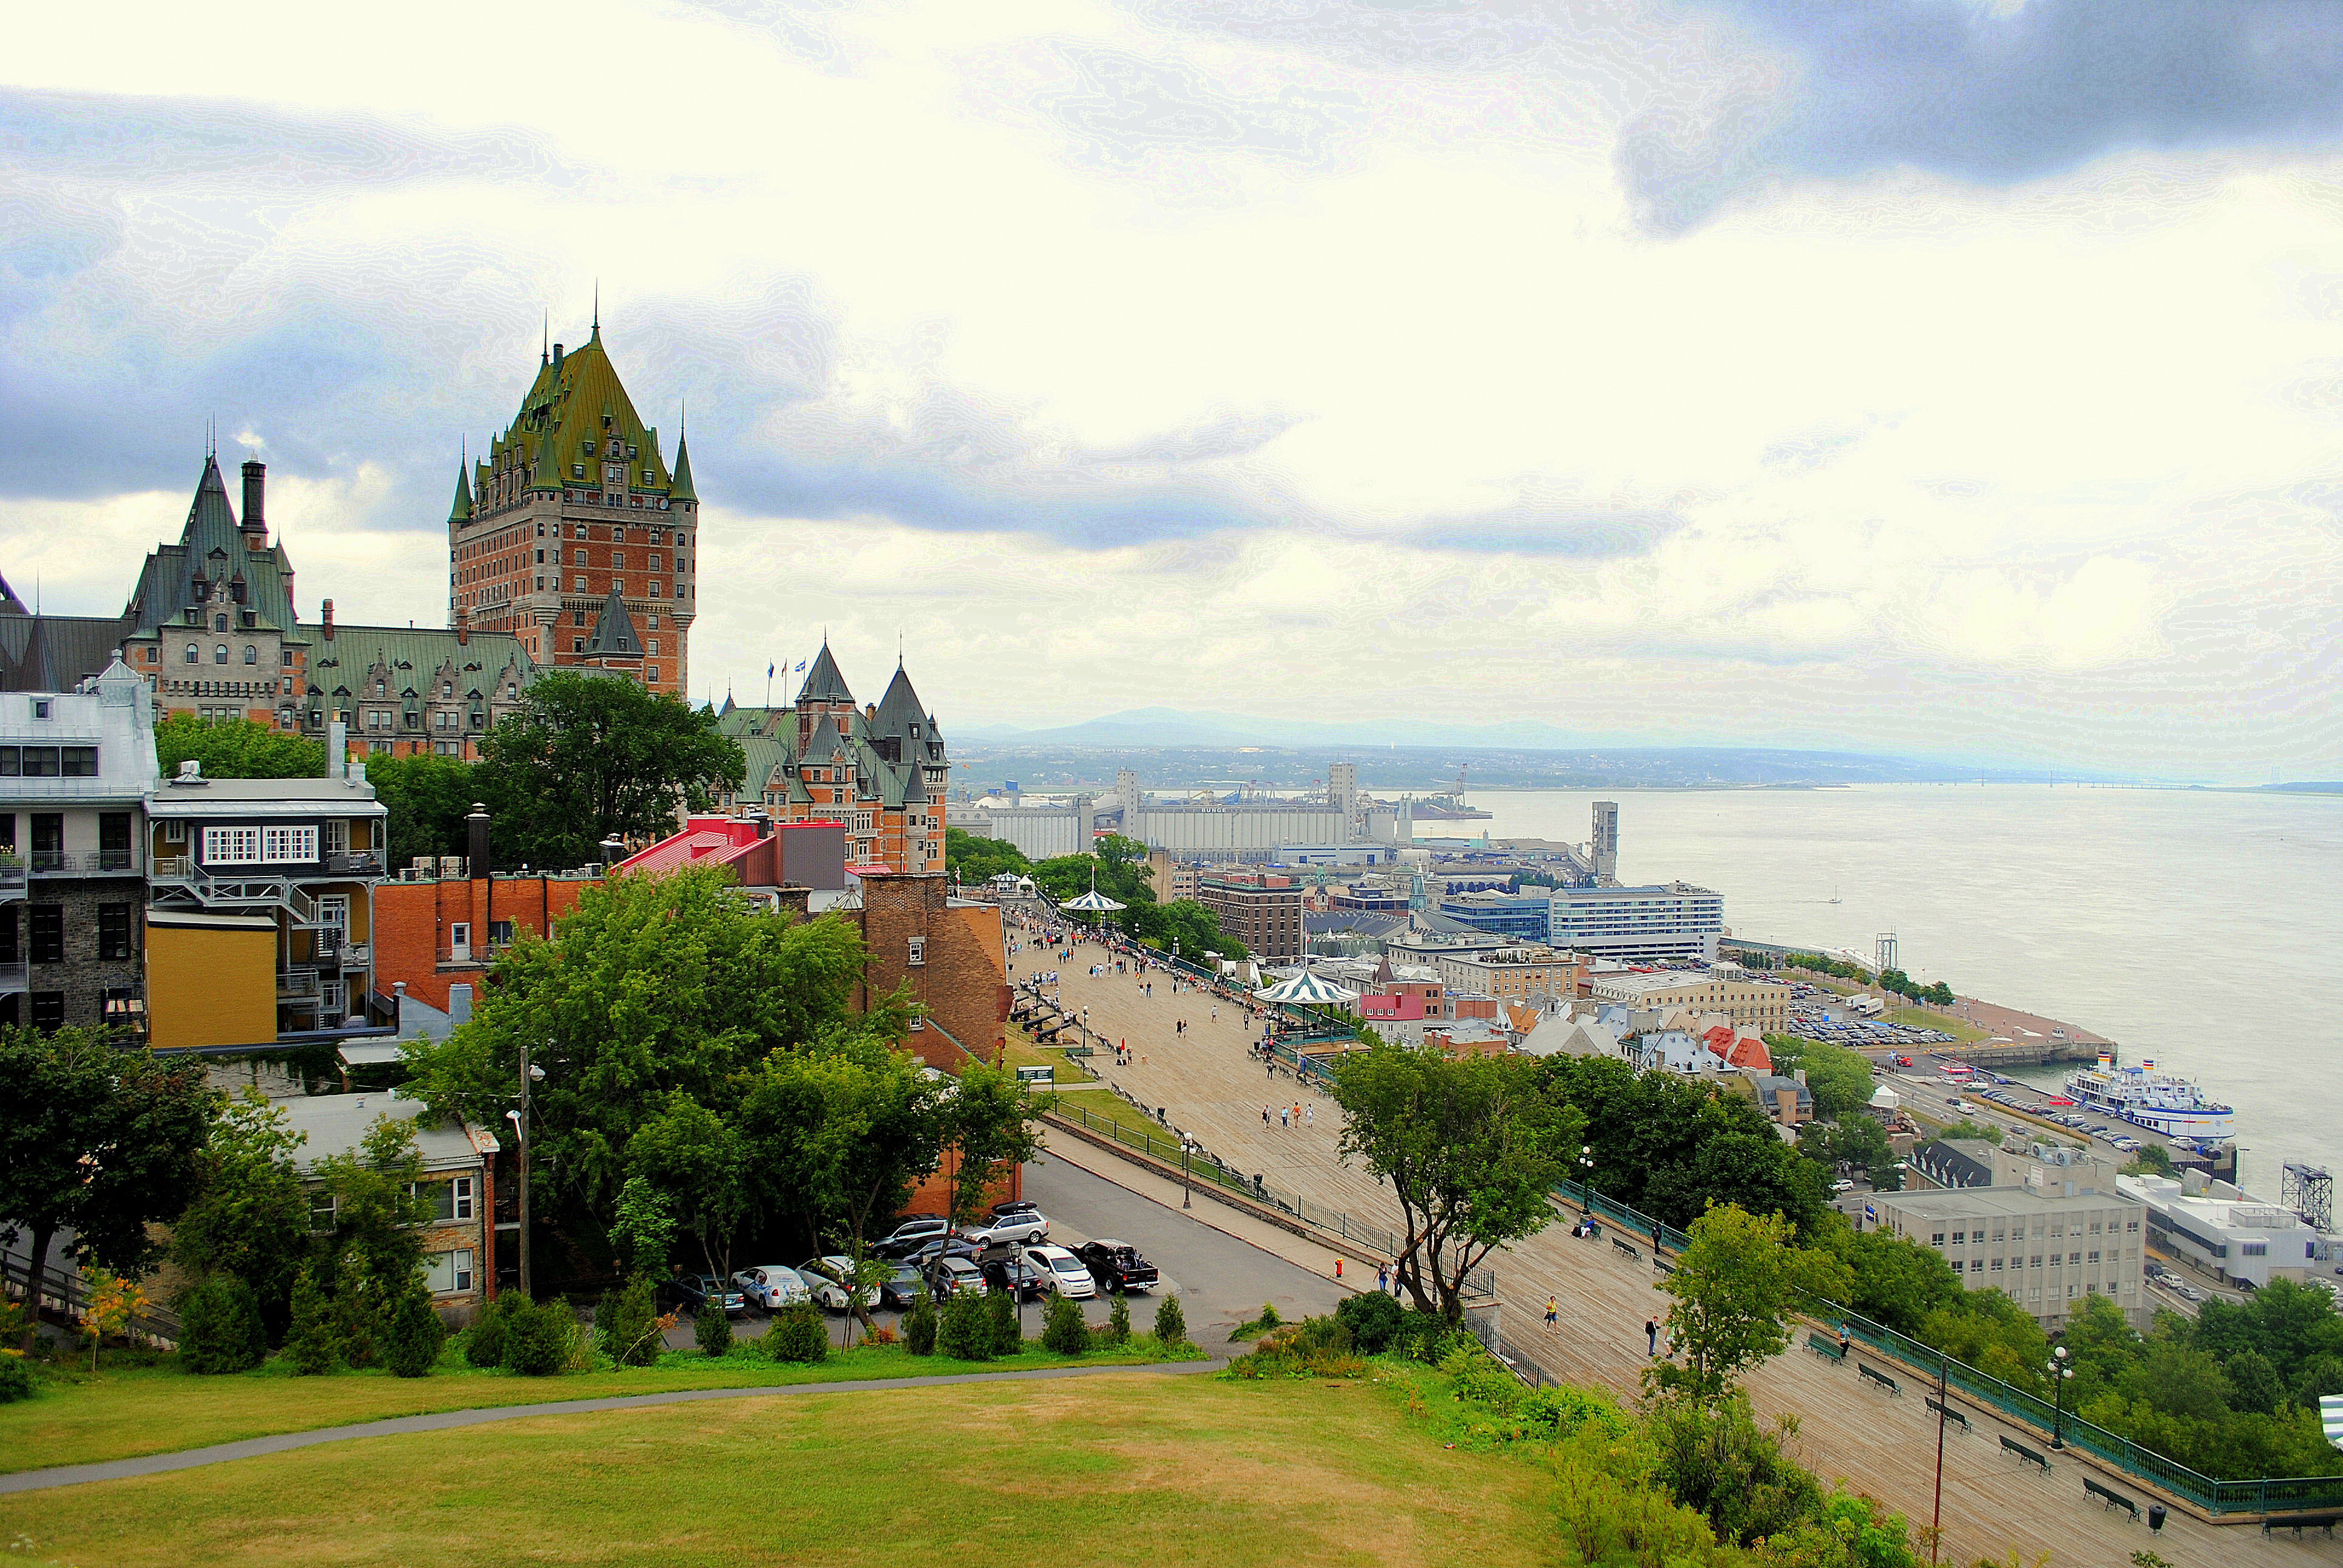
[1061,866,1125,915]
[1253,972,1362,1006]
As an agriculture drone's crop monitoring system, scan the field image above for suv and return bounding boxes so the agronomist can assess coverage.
[957,1208,1049,1249]
[926,1255,985,1299]
[1074,1240,1159,1295]
[874,1215,951,1259]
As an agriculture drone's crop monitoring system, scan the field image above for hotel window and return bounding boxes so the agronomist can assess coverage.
[647,667,659,682]
[573,577,587,592]
[214,644,229,664]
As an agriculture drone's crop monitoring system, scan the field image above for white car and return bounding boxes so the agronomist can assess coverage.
[733,1264,810,1313]
[1020,1244,1096,1299]
[958,1209,1050,1250]
[796,1255,876,1312]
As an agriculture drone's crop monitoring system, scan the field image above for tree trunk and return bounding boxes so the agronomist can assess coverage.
[19,1218,57,1352]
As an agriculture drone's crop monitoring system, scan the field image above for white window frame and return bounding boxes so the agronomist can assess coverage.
[424,1248,476,1295]
[203,826,262,864]
[260,825,318,863]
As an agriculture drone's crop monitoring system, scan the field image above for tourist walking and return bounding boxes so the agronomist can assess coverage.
[1280,1106,1290,1128]
[1303,1103,1314,1127]
[1544,1296,1558,1330]
[1645,1319,1659,1357]
[1377,1264,1389,1293]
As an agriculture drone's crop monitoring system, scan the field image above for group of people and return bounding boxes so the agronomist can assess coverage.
[1260,1100,1315,1129]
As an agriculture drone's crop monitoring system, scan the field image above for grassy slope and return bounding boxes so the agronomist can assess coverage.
[0,1372,1559,1568]
[0,1339,1196,1476]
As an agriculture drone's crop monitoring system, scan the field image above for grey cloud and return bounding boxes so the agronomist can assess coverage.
[1081,408,1305,465]
[1629,0,2343,229]
[0,87,581,191]
[1400,496,1684,557]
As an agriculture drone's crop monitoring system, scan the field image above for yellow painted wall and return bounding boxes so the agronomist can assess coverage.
[146,921,278,1050]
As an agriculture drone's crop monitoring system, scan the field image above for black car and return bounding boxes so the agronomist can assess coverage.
[663,1272,749,1316]
[879,1263,927,1310]
[1074,1240,1159,1294]
[980,1255,1050,1302]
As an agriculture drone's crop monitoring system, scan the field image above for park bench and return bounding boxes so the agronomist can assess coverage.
[2084,1478,2139,1520]
[1925,1397,1970,1434]
[2263,1514,2343,1538]
[1856,1362,1899,1397]
[2000,1435,2050,1473]
[1611,1237,1640,1262]
[1806,1333,1845,1364]
[1653,1258,1673,1276]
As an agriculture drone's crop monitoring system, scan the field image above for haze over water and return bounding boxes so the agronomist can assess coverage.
[1459,785,2342,1195]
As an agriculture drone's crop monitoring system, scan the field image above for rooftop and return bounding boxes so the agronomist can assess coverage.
[274,1091,493,1175]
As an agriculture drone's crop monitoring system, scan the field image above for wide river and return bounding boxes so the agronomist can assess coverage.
[1456,785,2341,1195]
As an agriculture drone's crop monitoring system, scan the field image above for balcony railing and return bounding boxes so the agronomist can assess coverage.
[28,850,133,874]
[0,960,26,993]
[339,943,371,969]
[325,851,386,877]
[277,969,321,999]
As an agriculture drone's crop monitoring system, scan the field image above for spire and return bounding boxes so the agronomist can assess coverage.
[449,452,474,523]
[670,427,697,503]
[592,280,599,337]
[795,640,853,705]
[542,312,549,366]
[580,583,641,658]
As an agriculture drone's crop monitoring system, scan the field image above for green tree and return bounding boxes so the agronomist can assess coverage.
[155,713,326,779]
[1154,1292,1187,1348]
[944,828,1032,886]
[171,1091,311,1342]
[1765,1036,1875,1120]
[402,867,891,1226]
[988,1287,1022,1357]
[1812,1220,1961,1337]
[608,1174,677,1279]
[1042,1291,1090,1354]
[283,1266,338,1375]
[500,1298,568,1375]
[1651,1204,1851,1409]
[937,1292,992,1361]
[596,1276,665,1368]
[473,669,745,869]
[627,1094,753,1287]
[467,1291,526,1368]
[311,1115,434,1296]
[0,1028,214,1345]
[176,1274,269,1374]
[1801,1114,1893,1181]
[903,1293,939,1356]
[1332,1041,1579,1324]
[938,1062,1044,1235]
[380,1278,447,1377]
[364,751,480,871]
[765,1301,829,1364]
[693,1301,734,1359]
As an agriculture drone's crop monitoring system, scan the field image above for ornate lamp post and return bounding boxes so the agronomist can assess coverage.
[503,1044,547,1299]
[2046,1344,2074,1449]
[1579,1145,1594,1218]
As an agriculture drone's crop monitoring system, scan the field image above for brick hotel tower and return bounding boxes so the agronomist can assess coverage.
[445,318,699,696]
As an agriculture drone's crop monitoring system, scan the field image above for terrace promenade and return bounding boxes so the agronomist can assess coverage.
[1024,926,2335,1567]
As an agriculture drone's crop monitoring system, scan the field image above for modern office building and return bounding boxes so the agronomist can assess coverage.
[1547,882,1724,961]
[0,659,160,1035]
[1861,1184,2148,1331]
[2119,1171,2320,1290]
[1587,962,1790,1030]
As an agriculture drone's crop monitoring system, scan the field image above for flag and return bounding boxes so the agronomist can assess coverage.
[794,659,806,673]
[767,662,774,679]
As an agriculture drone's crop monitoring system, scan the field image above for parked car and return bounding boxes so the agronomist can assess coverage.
[874,1215,950,1258]
[958,1208,1050,1249]
[989,1200,1041,1218]
[796,1256,875,1312]
[879,1263,928,1310]
[1074,1240,1159,1294]
[927,1255,986,1299]
[667,1272,748,1316]
[1020,1244,1097,1299]
[980,1254,1051,1302]
[732,1264,810,1313]
[903,1235,985,1272]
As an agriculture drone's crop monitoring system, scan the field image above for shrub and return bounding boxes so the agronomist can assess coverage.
[1648,1393,1821,1547]
[1391,1307,1456,1362]
[1334,1290,1403,1354]
[1229,1315,1364,1379]
[466,1290,527,1368]
[284,1266,337,1376]
[1153,1293,1188,1348]
[694,1301,734,1359]
[903,1295,939,1356]
[1043,1292,1091,1355]
[501,1299,568,1376]
[177,1275,268,1375]
[333,1254,378,1369]
[0,1357,34,1403]
[381,1281,447,1378]
[597,1278,664,1368]
[1105,1294,1132,1346]
[765,1302,829,1364]
[988,1289,1023,1357]
[937,1292,992,1361]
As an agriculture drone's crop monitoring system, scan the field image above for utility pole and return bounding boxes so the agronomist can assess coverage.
[506,1042,542,1299]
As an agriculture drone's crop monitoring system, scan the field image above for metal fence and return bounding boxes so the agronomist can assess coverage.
[1555,1175,2342,1517]
[1047,1099,1494,1298]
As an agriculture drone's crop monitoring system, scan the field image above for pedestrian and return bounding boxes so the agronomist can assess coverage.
[1263,1106,1271,1128]
[1377,1263,1389,1293]
[1544,1296,1559,1330]
[1280,1106,1290,1128]
[1645,1318,1659,1357]
[1837,1322,1850,1359]
[1304,1103,1314,1127]
[1293,1102,1301,1126]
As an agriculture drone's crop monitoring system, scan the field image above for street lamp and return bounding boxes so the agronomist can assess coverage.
[2046,1344,2074,1449]
[1181,1135,1195,1210]
[506,1044,547,1300]
[1579,1145,1594,1218]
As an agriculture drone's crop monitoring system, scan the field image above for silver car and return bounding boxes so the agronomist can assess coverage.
[732,1264,810,1313]
[957,1209,1049,1250]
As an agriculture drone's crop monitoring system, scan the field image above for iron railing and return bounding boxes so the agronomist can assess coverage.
[0,959,27,992]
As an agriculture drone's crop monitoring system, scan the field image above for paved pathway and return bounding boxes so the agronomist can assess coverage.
[0,1359,1219,1496]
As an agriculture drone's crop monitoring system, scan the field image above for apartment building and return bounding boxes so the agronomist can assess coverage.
[1429,944,1587,1004]
[1587,962,1791,1031]
[1548,882,1724,961]
[0,659,159,1035]
[1195,869,1305,961]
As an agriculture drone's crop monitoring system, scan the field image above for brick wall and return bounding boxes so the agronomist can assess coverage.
[854,873,1010,1071]
[373,874,592,1012]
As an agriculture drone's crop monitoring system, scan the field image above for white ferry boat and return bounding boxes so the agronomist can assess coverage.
[2063,1051,2235,1143]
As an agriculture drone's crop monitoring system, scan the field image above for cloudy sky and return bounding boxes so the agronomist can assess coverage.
[7,0,2343,778]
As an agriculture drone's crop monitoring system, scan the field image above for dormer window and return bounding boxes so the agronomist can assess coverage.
[214,614,229,632]
[441,683,452,698]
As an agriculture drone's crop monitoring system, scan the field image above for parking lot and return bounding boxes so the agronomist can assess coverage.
[1783,981,1960,1048]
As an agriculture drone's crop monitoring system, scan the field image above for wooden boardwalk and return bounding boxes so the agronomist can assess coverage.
[1034,931,2338,1568]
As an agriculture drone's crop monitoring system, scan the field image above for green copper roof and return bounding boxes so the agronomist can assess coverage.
[484,328,675,498]
[449,462,474,523]
[307,623,537,707]
[122,456,310,647]
[670,431,697,503]
[581,584,642,658]
[795,642,853,705]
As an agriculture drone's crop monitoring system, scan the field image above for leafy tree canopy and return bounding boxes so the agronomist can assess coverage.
[155,713,326,779]
[364,751,480,872]
[1764,1034,1875,1120]
[945,828,1032,886]
[473,670,745,869]
[1650,1204,1850,1408]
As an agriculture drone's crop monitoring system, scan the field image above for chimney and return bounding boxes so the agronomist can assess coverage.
[240,460,266,537]
[552,342,565,369]
[467,802,491,878]
[455,606,470,646]
[322,598,335,641]
[327,719,346,780]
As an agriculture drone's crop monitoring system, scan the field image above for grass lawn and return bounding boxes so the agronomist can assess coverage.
[1047,1088,1182,1151]
[998,1021,1093,1085]
[0,1370,1562,1568]
[1887,1004,1987,1044]
[0,1336,1198,1477]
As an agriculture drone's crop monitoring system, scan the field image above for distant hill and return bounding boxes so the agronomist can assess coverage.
[952,707,1594,750]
